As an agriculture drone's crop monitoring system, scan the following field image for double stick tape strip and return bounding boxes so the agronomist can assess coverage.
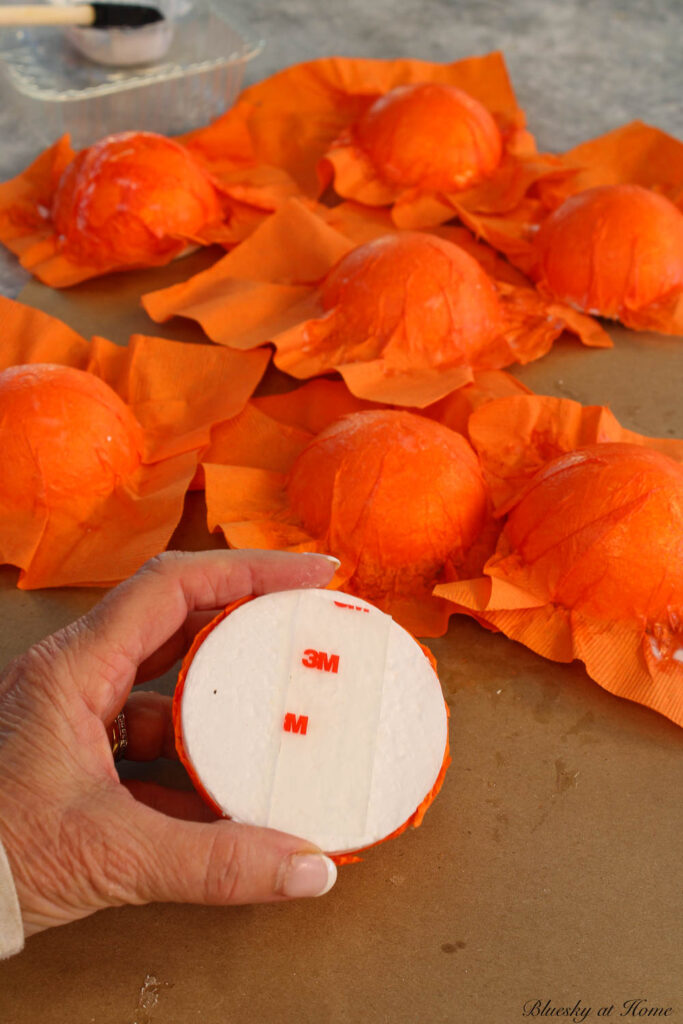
[265,591,392,844]
[180,588,447,854]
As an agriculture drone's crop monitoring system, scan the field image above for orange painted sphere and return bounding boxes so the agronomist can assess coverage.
[533,184,683,318]
[287,409,488,597]
[353,83,503,192]
[0,364,144,510]
[319,232,503,363]
[500,443,683,622]
[52,131,222,266]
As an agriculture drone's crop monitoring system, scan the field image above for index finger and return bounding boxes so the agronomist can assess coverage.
[61,549,338,722]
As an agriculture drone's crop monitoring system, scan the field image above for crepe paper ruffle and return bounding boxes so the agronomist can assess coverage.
[464,392,683,512]
[174,595,451,865]
[253,376,378,434]
[0,296,268,588]
[200,377,528,637]
[422,368,533,437]
[435,443,683,727]
[454,121,683,257]
[247,369,529,451]
[85,333,269,463]
[0,289,92,367]
[142,198,610,408]
[141,197,354,340]
[178,123,310,214]
[188,401,313,491]
[535,121,683,212]
[0,131,281,288]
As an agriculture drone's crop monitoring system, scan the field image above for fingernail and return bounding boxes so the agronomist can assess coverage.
[277,853,337,898]
[301,552,341,569]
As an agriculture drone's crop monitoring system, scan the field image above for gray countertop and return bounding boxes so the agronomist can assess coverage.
[0,0,681,299]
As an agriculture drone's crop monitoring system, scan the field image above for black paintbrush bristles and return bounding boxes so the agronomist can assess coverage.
[86,2,164,28]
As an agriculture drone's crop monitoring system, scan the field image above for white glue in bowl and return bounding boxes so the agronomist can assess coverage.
[174,588,450,856]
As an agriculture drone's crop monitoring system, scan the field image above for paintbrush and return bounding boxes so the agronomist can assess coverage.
[0,2,163,28]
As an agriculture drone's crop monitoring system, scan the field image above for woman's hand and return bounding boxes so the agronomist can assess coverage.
[0,550,339,940]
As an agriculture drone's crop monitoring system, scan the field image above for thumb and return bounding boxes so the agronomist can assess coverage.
[124,798,338,906]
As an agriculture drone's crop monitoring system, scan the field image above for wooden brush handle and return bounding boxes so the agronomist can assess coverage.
[0,5,95,26]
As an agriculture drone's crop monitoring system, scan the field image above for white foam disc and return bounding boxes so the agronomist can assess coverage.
[177,588,448,855]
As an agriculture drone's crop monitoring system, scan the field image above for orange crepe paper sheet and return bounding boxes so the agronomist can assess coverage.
[536,121,683,212]
[457,122,683,335]
[0,131,285,288]
[181,52,569,226]
[199,373,527,637]
[465,392,683,511]
[453,121,683,257]
[198,369,531,484]
[0,296,268,588]
[173,596,451,865]
[435,408,683,726]
[142,198,610,408]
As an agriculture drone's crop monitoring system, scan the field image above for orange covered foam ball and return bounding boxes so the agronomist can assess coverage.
[286,409,488,598]
[498,443,683,625]
[316,231,504,363]
[353,83,503,192]
[51,131,223,266]
[0,364,144,507]
[436,441,683,724]
[532,184,683,320]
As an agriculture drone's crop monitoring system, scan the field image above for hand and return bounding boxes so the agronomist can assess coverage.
[0,550,339,939]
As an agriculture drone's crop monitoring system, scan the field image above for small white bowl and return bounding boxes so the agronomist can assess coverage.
[52,0,191,67]
[65,19,175,67]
